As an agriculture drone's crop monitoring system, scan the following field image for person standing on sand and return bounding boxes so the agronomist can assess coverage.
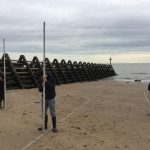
[38,72,57,132]
[148,82,150,99]
[0,73,4,109]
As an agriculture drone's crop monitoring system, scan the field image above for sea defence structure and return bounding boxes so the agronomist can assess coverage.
[0,54,116,90]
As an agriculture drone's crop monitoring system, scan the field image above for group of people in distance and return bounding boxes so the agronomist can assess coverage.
[0,71,57,132]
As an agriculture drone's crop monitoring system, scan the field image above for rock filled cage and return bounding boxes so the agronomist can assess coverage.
[0,54,116,90]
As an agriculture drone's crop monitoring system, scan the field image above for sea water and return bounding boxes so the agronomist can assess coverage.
[112,63,150,83]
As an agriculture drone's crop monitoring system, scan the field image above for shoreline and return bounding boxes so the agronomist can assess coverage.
[114,78,150,84]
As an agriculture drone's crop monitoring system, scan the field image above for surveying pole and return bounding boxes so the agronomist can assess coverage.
[42,22,46,132]
[3,39,6,108]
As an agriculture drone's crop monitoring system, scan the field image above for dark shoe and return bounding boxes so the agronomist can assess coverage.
[37,126,47,131]
[3,100,5,108]
[53,128,57,132]
[38,114,48,131]
[45,114,48,129]
[37,127,43,131]
[52,117,57,133]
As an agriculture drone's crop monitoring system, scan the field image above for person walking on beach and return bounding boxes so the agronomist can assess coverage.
[0,73,4,109]
[38,72,57,132]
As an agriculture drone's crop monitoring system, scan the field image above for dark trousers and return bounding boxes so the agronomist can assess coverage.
[0,95,4,106]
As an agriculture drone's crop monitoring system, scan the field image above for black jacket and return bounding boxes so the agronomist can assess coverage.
[39,74,56,100]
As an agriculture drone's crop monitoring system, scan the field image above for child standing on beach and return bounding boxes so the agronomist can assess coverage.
[0,75,4,109]
[38,72,57,132]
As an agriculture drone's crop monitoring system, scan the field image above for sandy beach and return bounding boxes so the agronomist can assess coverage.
[0,80,150,150]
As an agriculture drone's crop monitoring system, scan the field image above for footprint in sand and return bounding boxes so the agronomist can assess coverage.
[115,145,119,149]
[38,145,43,148]
[22,112,27,116]
[75,126,81,130]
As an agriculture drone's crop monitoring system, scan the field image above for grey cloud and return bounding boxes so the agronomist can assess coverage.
[0,0,150,55]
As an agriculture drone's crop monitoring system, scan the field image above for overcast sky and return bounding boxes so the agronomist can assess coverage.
[0,0,150,63]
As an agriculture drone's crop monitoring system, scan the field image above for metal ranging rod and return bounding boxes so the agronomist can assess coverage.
[42,22,46,132]
[3,39,6,108]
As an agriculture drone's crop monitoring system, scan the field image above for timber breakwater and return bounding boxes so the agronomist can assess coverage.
[0,54,116,90]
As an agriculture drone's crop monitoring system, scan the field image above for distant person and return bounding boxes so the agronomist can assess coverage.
[38,72,57,132]
[0,73,4,109]
[148,82,150,99]
[148,82,150,91]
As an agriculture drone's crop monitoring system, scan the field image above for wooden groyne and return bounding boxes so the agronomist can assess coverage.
[0,54,116,90]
